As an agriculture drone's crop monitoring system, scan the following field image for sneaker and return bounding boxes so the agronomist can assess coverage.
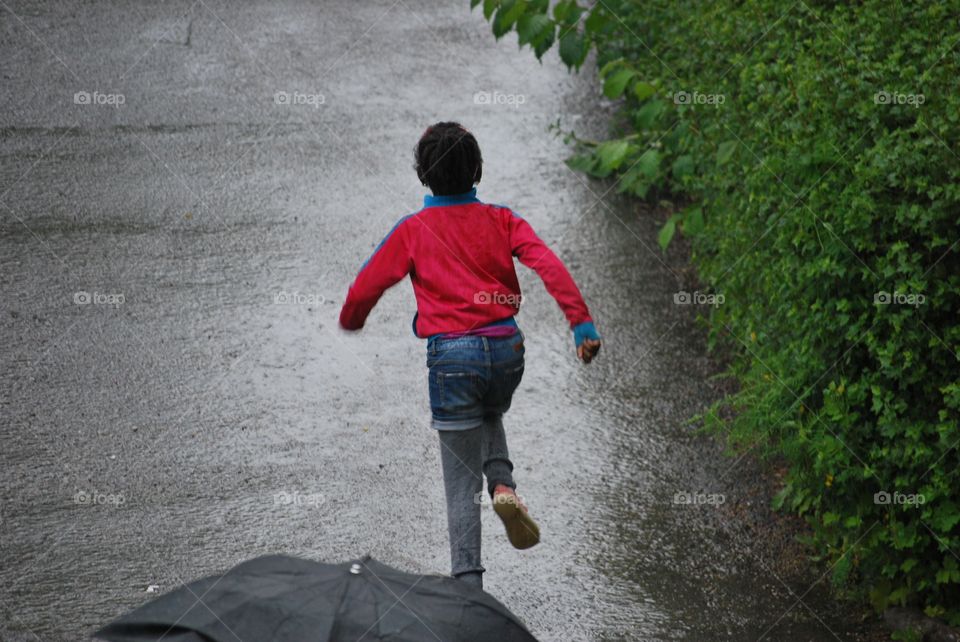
[491,484,540,550]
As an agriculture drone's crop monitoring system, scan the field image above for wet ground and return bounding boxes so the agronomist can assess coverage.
[1,2,883,641]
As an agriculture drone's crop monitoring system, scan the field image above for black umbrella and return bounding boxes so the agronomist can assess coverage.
[95,554,538,642]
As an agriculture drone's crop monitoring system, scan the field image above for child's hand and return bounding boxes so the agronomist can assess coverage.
[577,339,601,364]
[573,321,602,364]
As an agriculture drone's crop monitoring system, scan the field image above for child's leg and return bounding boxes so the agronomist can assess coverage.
[438,427,484,587]
[481,412,516,497]
[482,409,540,551]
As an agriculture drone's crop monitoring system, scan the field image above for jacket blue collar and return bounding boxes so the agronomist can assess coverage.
[424,188,479,208]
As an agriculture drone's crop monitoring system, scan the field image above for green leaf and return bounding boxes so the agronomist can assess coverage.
[596,139,631,173]
[717,140,737,164]
[603,68,635,99]
[598,58,623,78]
[681,205,704,235]
[930,506,960,532]
[492,1,523,39]
[629,181,650,198]
[772,486,789,510]
[483,0,499,20]
[844,515,862,528]
[516,13,552,46]
[637,149,659,178]
[634,99,665,129]
[615,153,657,197]
[658,214,679,251]
[584,6,609,34]
[532,25,556,58]
[565,153,595,174]
[672,154,694,180]
[558,30,588,69]
[553,0,583,25]
[633,81,655,101]
[552,0,573,21]
[869,581,892,612]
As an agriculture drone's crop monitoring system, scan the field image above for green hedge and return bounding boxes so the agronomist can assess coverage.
[474,0,960,625]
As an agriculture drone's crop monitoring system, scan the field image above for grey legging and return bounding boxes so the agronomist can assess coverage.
[438,413,516,588]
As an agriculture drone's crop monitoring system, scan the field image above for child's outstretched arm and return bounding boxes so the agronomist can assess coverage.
[339,218,413,331]
[508,212,602,363]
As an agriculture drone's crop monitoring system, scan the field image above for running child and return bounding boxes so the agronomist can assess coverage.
[339,122,601,589]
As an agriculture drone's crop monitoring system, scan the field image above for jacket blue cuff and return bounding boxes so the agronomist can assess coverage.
[572,321,601,348]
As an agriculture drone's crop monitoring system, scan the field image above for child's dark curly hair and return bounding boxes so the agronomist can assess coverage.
[414,122,483,196]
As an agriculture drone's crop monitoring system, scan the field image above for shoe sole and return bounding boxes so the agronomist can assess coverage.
[493,496,540,550]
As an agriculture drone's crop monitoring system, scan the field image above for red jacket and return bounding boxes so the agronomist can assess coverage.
[339,189,593,338]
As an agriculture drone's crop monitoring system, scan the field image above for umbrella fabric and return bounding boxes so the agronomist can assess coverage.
[95,554,538,642]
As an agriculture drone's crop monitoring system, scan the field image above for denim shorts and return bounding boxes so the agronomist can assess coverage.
[425,331,525,430]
